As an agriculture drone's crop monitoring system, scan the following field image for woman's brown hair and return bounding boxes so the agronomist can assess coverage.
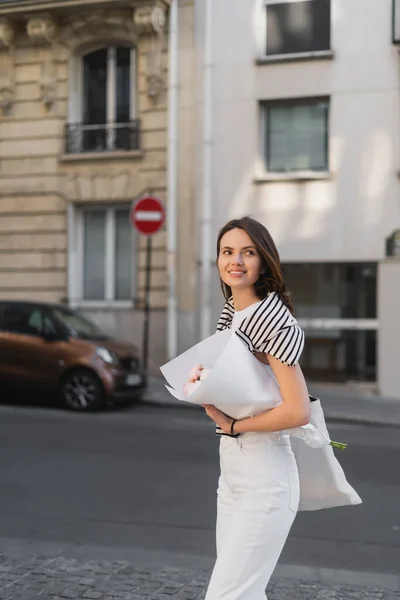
[216,216,293,313]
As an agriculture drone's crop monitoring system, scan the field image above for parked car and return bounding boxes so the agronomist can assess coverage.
[0,301,145,411]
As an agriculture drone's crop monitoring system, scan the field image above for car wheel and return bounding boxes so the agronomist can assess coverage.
[60,369,105,411]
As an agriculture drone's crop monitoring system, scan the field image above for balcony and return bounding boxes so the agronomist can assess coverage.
[65,121,140,155]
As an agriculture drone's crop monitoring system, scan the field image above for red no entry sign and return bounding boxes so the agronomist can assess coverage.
[131,196,165,235]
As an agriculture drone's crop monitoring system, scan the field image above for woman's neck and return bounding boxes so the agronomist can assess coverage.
[231,290,261,312]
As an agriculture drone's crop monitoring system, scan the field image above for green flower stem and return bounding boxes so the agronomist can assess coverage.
[330,440,348,450]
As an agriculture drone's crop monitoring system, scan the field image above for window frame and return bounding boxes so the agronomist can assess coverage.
[262,0,332,61]
[68,43,138,154]
[68,204,137,309]
[260,96,330,176]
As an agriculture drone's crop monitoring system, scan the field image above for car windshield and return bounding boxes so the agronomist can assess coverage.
[52,307,109,341]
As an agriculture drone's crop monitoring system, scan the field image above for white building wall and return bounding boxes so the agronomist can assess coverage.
[206,0,400,263]
[378,259,400,398]
[193,0,400,393]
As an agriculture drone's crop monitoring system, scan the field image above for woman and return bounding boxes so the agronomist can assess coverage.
[202,216,311,600]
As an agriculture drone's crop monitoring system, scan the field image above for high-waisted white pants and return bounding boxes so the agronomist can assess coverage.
[205,431,299,600]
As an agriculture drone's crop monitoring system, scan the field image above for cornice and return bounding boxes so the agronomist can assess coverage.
[0,0,170,17]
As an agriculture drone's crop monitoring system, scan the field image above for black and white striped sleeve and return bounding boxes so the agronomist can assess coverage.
[216,298,235,332]
[236,292,304,366]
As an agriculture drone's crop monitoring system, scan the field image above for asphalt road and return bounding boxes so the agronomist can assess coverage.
[1,401,399,576]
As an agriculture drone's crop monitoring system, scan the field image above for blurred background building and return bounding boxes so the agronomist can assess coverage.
[0,0,196,374]
[0,0,399,397]
[196,0,400,398]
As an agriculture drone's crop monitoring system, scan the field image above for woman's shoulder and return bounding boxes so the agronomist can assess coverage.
[237,292,304,366]
[240,292,295,332]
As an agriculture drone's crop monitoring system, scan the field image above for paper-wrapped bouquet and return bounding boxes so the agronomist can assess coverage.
[160,330,362,511]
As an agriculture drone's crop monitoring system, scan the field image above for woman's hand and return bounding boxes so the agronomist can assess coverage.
[202,404,233,434]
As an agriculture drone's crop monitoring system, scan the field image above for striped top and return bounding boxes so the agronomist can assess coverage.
[215,292,305,437]
[216,292,304,367]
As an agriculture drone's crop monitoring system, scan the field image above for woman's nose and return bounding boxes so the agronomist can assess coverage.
[233,254,244,264]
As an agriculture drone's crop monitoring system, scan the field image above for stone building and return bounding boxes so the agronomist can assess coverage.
[0,0,196,373]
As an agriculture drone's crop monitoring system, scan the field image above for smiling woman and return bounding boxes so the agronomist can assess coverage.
[198,216,361,600]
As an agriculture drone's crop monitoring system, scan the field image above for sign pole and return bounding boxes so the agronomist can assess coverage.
[142,235,152,383]
[131,195,165,385]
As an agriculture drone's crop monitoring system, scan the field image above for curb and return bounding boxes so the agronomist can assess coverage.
[140,396,400,428]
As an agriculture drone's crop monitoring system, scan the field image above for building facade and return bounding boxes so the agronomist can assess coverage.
[2,0,400,397]
[0,0,197,375]
[194,0,400,397]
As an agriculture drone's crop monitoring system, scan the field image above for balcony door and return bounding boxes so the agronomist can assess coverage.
[82,46,132,151]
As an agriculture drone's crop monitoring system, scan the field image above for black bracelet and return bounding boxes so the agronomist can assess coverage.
[230,419,237,436]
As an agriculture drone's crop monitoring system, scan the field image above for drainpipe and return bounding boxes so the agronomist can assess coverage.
[200,0,213,339]
[167,0,179,359]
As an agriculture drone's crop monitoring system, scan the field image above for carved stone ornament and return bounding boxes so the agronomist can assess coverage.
[0,19,15,48]
[62,10,137,48]
[147,73,165,99]
[40,62,57,109]
[0,20,15,113]
[0,80,14,113]
[134,2,167,35]
[26,16,58,43]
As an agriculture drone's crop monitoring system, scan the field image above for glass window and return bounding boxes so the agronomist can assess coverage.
[52,307,108,341]
[115,209,132,300]
[282,263,377,382]
[266,0,331,56]
[116,47,131,124]
[67,46,137,153]
[300,329,377,383]
[83,48,107,126]
[283,263,377,320]
[82,206,134,302]
[264,98,329,172]
[0,305,48,337]
[84,211,106,300]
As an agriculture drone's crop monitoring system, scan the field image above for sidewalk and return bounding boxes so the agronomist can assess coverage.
[0,544,399,600]
[142,376,400,427]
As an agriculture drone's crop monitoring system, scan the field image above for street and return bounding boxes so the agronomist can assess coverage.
[1,400,399,580]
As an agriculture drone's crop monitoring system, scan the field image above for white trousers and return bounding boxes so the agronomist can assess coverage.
[205,432,299,600]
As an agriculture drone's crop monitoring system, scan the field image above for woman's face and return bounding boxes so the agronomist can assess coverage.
[217,228,262,293]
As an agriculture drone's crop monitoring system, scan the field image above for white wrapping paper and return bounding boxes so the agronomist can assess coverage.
[160,330,362,511]
[160,331,283,420]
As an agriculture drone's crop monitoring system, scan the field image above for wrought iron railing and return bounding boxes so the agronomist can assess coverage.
[65,121,140,154]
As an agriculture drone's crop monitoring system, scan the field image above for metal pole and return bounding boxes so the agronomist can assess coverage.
[200,0,214,339]
[167,0,179,359]
[142,236,152,382]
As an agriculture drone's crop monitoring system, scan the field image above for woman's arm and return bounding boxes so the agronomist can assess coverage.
[203,355,310,434]
[233,356,310,434]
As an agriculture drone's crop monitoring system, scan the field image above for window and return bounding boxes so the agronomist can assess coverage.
[262,98,329,172]
[67,46,139,153]
[282,263,377,320]
[78,206,134,303]
[266,0,331,56]
[0,305,56,337]
[282,263,377,382]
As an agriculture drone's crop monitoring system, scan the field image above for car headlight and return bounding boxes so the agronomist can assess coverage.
[96,346,119,365]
